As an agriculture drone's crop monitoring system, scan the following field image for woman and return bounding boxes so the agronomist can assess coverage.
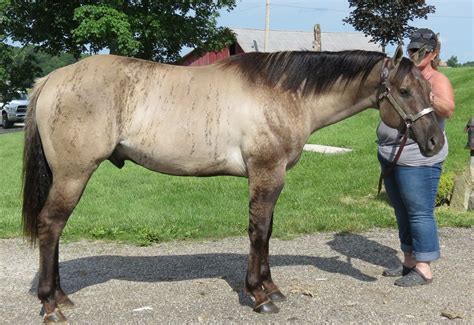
[378,28,455,286]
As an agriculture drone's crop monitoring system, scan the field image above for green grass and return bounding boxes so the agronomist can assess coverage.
[0,68,472,245]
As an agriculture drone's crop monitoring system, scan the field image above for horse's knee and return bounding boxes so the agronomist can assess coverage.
[247,227,266,245]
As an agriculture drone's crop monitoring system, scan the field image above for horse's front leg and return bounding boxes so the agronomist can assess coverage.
[246,164,285,313]
[261,212,286,302]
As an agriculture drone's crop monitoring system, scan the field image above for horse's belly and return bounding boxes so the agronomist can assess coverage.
[116,140,247,177]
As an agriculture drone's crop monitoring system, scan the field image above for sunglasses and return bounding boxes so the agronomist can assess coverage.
[411,32,435,40]
[408,48,431,54]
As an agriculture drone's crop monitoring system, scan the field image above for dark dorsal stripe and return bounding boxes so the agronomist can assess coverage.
[218,50,388,96]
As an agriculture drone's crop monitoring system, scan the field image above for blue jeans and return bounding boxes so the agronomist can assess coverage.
[378,154,442,262]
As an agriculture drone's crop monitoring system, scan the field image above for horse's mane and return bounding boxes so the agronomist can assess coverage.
[218,50,389,96]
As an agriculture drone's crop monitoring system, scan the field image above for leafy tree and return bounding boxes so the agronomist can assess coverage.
[12,46,79,76]
[0,0,42,102]
[73,5,140,57]
[446,55,459,68]
[1,1,84,59]
[343,0,435,52]
[0,0,10,99]
[33,50,79,76]
[462,61,474,67]
[1,1,237,62]
[0,45,42,102]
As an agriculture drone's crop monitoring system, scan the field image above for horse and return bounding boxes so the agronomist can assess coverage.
[22,45,444,322]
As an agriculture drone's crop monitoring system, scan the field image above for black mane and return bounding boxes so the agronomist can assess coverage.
[218,50,387,96]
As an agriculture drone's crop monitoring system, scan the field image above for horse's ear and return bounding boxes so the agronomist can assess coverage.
[390,45,404,69]
[411,45,427,65]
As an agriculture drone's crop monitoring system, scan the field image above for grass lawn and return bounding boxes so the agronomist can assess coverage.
[0,67,472,245]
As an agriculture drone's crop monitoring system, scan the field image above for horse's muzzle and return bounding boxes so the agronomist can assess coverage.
[420,132,445,157]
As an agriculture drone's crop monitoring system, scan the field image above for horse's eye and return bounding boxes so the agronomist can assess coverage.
[399,88,410,97]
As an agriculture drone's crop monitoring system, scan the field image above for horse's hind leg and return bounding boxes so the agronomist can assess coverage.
[246,164,285,313]
[37,172,93,322]
[53,243,73,309]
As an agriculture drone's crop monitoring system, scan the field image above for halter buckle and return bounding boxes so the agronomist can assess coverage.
[378,90,388,101]
[404,119,413,129]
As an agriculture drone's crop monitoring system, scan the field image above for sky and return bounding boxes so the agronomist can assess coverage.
[216,0,473,63]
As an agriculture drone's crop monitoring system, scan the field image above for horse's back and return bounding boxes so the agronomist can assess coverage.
[33,55,255,176]
[111,58,252,176]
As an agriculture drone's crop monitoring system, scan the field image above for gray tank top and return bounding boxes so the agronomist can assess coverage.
[377,118,448,166]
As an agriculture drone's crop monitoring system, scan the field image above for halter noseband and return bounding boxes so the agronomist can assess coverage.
[377,58,434,129]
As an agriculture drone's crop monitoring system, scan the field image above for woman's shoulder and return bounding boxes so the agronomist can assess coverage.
[431,70,452,85]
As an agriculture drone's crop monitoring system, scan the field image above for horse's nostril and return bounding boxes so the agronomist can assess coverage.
[428,136,437,151]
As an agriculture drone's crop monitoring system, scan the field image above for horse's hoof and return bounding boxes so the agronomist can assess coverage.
[268,290,287,302]
[43,309,67,323]
[254,301,279,314]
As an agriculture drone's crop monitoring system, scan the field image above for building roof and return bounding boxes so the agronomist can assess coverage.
[231,27,381,52]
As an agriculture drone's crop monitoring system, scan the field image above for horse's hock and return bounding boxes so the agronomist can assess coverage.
[451,118,474,211]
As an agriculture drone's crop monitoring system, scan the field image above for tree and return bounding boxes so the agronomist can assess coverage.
[1,1,84,59]
[1,1,237,62]
[343,0,435,53]
[446,55,459,68]
[10,45,78,76]
[33,49,79,76]
[0,46,42,102]
[0,0,41,102]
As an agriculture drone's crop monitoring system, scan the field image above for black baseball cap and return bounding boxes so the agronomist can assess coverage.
[407,28,438,52]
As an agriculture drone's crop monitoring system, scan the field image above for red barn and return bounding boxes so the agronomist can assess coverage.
[179,26,381,66]
[180,43,245,66]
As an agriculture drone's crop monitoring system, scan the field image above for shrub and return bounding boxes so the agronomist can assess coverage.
[436,172,455,206]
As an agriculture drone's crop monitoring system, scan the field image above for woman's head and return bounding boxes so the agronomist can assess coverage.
[407,28,440,69]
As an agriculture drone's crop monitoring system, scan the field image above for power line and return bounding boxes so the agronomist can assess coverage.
[237,3,473,19]
[238,5,263,12]
[271,4,348,12]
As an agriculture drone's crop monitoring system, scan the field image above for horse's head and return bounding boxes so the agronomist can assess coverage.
[377,45,444,157]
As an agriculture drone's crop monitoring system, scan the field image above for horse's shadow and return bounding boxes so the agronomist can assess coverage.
[30,233,400,306]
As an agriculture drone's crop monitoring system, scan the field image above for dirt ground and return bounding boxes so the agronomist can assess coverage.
[1,227,472,323]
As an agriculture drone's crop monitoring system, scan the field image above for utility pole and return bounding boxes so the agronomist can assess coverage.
[264,0,270,52]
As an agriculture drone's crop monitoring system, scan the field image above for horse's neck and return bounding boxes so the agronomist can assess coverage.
[305,73,380,134]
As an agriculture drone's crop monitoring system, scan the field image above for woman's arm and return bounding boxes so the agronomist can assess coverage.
[430,72,455,118]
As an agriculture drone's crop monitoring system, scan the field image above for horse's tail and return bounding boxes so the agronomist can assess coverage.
[22,76,51,245]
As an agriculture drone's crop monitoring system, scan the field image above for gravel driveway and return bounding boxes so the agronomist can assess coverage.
[1,228,472,323]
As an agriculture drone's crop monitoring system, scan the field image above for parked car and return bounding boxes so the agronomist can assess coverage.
[1,93,29,128]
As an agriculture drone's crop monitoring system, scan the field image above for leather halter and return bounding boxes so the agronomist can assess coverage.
[377,58,435,127]
[376,58,435,194]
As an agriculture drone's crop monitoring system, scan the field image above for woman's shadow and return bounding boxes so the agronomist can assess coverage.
[30,233,400,306]
[326,232,401,277]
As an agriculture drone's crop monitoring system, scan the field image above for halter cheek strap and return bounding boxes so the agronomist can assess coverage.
[377,58,435,126]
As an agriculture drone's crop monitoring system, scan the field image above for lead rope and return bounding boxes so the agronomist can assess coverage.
[377,124,411,195]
